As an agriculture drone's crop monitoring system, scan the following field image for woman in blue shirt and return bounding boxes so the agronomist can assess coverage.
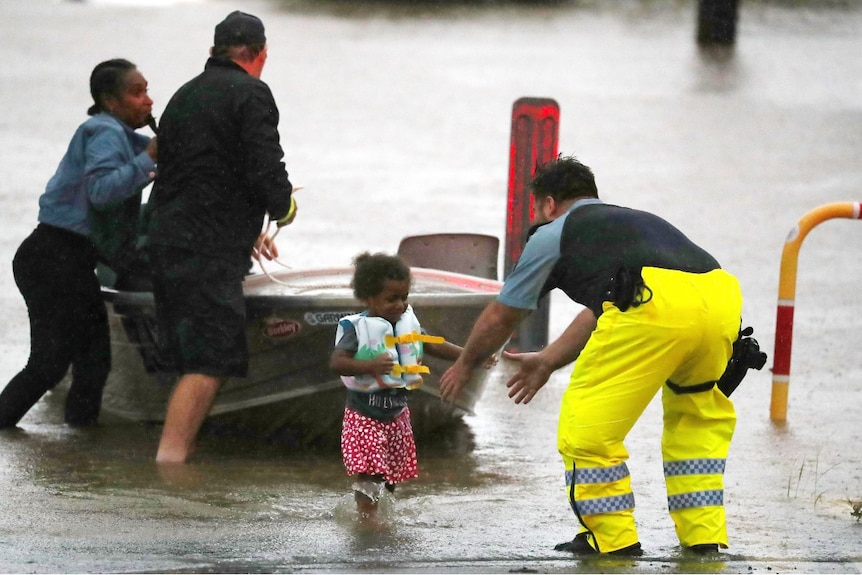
[0,59,157,428]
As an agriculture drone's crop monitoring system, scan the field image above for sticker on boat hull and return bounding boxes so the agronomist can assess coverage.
[304,311,356,326]
[263,318,302,339]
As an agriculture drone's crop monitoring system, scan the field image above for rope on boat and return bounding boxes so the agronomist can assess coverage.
[255,224,293,284]
[252,186,303,287]
[254,218,294,287]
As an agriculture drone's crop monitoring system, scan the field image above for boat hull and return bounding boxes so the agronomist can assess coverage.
[99,267,502,448]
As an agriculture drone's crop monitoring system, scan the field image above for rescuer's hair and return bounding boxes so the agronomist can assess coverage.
[531,154,599,201]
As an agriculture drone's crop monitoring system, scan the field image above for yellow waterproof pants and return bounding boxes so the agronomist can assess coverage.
[558,267,742,553]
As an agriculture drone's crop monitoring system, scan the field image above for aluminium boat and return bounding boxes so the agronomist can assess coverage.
[98,234,503,450]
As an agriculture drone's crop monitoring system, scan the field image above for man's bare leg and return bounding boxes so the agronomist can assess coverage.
[156,373,224,463]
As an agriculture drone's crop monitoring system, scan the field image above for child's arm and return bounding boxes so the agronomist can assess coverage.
[423,340,463,362]
[425,340,497,368]
[330,348,396,377]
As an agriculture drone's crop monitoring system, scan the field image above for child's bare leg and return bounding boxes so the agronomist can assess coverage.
[355,490,377,516]
[354,473,386,518]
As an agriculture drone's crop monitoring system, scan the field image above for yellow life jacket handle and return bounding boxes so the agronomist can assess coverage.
[385,332,445,346]
[391,364,430,376]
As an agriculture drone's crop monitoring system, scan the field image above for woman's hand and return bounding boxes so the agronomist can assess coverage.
[146,136,157,162]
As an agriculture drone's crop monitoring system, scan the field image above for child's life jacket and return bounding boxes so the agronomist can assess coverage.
[335,305,445,392]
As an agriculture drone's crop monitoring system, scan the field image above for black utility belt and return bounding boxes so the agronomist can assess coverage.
[666,380,715,395]
[665,327,768,399]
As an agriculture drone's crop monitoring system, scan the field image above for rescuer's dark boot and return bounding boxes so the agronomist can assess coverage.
[554,532,643,556]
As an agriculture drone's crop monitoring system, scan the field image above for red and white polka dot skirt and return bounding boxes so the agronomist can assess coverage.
[341,407,418,485]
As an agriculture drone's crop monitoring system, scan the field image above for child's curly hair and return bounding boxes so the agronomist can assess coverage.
[351,252,411,300]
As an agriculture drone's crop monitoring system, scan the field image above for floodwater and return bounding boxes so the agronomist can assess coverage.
[2,0,862,572]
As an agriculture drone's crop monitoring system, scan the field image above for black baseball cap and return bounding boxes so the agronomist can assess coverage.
[214,11,266,47]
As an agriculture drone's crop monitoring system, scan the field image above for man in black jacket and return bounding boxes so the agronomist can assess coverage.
[147,11,297,463]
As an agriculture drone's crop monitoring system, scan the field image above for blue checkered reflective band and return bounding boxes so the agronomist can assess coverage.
[663,458,726,477]
[667,489,724,511]
[576,492,636,516]
[565,462,630,485]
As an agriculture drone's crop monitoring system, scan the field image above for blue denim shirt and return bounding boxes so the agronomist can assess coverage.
[37,113,156,236]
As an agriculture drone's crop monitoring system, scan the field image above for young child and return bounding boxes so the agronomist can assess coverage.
[330,252,467,520]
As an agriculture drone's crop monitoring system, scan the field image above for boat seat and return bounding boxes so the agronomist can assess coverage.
[397,233,499,280]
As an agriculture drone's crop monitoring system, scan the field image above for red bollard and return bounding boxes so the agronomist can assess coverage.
[504,97,559,352]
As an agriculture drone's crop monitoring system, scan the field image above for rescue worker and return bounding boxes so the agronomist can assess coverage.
[439,155,744,556]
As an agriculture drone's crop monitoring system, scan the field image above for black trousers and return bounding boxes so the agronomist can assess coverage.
[0,224,110,427]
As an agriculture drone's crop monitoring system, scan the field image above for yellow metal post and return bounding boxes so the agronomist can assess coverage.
[771,202,862,422]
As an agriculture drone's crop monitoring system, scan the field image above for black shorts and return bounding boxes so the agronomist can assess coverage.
[150,245,249,378]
